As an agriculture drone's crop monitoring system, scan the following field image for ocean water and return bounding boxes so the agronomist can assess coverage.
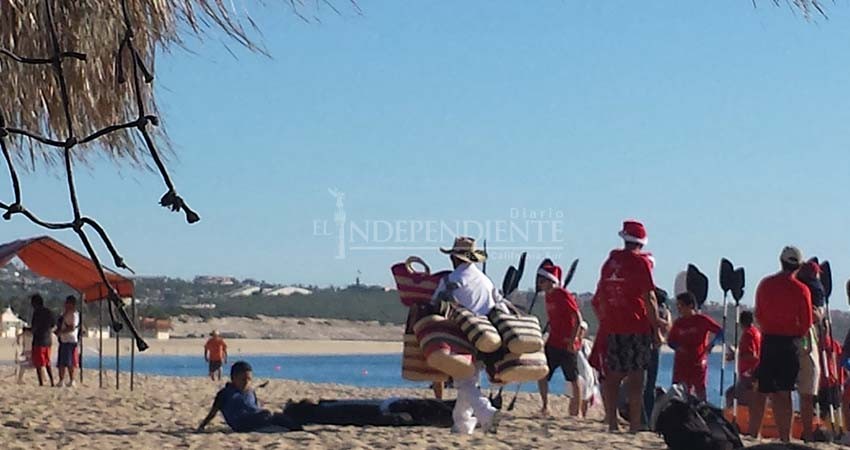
[82,352,728,406]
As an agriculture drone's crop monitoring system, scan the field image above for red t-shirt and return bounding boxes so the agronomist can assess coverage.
[545,287,580,350]
[820,335,844,387]
[754,271,812,337]
[737,325,762,377]
[668,314,722,384]
[593,249,655,335]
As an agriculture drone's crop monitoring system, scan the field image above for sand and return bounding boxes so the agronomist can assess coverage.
[0,366,845,450]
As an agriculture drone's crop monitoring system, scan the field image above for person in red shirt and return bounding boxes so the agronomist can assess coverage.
[667,292,722,400]
[724,310,761,408]
[536,262,583,417]
[749,246,813,443]
[592,220,660,433]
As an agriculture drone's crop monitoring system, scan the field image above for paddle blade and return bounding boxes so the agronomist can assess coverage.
[674,271,688,297]
[687,264,709,308]
[719,258,734,294]
[822,260,833,300]
[846,279,850,305]
[515,252,527,287]
[507,394,518,411]
[563,259,579,288]
[502,266,517,295]
[731,267,745,302]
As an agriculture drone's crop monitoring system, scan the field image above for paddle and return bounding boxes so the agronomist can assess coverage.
[719,259,734,398]
[726,263,746,422]
[686,264,709,310]
[820,260,839,435]
[491,252,527,409]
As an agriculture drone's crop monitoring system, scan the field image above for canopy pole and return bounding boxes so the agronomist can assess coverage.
[98,296,103,389]
[116,320,120,390]
[78,292,84,384]
[130,296,135,391]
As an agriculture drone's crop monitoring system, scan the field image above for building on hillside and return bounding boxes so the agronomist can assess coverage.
[194,276,238,286]
[140,317,172,340]
[228,286,262,297]
[265,286,312,297]
[1,307,23,338]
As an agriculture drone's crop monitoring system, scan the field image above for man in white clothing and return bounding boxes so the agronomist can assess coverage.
[432,236,501,434]
[56,296,80,387]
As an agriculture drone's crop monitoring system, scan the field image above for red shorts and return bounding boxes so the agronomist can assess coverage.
[673,362,708,389]
[31,346,51,368]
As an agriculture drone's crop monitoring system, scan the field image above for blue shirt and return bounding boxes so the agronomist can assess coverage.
[214,383,263,431]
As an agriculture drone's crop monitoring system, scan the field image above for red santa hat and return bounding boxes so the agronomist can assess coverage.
[618,220,648,246]
[537,264,562,284]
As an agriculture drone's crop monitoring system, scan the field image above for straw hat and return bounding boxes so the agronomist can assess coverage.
[440,237,487,263]
[210,330,220,337]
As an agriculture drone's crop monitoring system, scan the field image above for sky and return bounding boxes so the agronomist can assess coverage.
[3,1,850,307]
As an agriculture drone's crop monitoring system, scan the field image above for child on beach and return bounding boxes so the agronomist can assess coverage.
[15,326,33,384]
[198,361,303,433]
[668,292,723,400]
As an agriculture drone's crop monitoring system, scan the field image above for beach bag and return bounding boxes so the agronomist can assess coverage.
[441,300,502,353]
[653,385,743,450]
[490,350,548,383]
[413,313,475,380]
[488,301,544,354]
[402,305,449,382]
[391,257,451,307]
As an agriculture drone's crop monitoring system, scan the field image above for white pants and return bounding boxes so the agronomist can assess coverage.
[452,369,496,434]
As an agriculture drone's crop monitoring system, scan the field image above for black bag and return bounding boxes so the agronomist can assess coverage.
[653,387,742,450]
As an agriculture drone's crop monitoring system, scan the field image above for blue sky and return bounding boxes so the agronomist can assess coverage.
[3,1,850,307]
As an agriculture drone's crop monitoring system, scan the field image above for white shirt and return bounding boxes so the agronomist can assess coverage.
[59,311,80,344]
[432,263,497,316]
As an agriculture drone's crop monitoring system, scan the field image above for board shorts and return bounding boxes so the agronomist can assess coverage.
[57,342,78,368]
[545,345,579,382]
[797,340,820,396]
[757,335,800,394]
[606,333,652,373]
[209,360,223,373]
[31,346,51,368]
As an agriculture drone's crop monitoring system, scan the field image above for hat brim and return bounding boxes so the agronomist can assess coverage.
[619,230,648,245]
[441,248,487,263]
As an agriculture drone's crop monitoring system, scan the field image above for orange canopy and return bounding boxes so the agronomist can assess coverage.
[0,236,134,302]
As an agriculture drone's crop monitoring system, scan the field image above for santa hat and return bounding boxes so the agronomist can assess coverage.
[537,264,562,284]
[618,220,648,246]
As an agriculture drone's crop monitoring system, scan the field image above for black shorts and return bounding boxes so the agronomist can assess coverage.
[209,360,223,373]
[606,334,652,373]
[545,345,578,382]
[757,335,800,394]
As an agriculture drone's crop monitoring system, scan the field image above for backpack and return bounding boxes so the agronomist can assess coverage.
[652,385,743,450]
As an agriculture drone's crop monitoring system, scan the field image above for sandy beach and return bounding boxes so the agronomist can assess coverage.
[0,365,843,450]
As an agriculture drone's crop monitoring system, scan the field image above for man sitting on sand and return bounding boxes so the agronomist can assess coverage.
[198,361,303,433]
[205,330,228,381]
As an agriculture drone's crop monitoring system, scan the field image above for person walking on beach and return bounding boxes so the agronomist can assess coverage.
[198,361,303,432]
[56,295,80,387]
[724,310,761,408]
[537,262,583,417]
[748,246,812,443]
[592,220,660,433]
[432,237,500,435]
[30,294,56,387]
[644,287,671,424]
[667,292,723,400]
[205,330,228,381]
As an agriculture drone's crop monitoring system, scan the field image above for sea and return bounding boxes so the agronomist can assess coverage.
[82,352,729,406]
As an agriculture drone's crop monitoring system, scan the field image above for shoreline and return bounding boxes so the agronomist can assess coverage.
[0,338,402,362]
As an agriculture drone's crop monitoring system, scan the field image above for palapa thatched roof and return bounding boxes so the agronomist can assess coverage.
[0,0,352,169]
